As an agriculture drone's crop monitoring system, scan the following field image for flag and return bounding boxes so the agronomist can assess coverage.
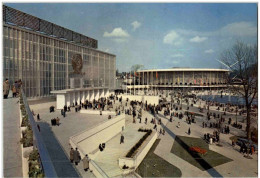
[156,72,158,78]
[194,79,196,84]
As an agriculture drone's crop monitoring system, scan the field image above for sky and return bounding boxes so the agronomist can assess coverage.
[5,3,258,72]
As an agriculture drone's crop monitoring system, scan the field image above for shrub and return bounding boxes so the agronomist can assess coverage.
[126,129,152,158]
[28,160,43,178]
[20,104,25,110]
[29,149,39,161]
[21,115,29,127]
[20,127,33,147]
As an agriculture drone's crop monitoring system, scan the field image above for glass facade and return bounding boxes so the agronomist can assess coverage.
[3,25,116,98]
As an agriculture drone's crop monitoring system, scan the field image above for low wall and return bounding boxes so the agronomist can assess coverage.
[118,131,158,171]
[80,109,116,116]
[69,114,125,158]
[89,160,109,178]
[119,95,159,105]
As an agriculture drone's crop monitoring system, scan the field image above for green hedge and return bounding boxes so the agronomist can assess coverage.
[126,129,152,158]
[20,126,33,147]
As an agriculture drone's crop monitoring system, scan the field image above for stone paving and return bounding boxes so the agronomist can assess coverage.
[3,96,23,177]
[150,95,258,177]
[30,101,112,177]
[28,92,258,177]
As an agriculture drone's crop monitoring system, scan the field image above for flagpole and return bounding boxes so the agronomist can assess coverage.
[134,71,135,95]
[130,71,131,95]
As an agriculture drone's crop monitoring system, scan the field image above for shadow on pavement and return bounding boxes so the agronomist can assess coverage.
[155,113,223,177]
[38,122,79,177]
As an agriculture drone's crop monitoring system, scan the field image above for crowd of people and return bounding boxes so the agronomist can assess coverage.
[3,78,22,99]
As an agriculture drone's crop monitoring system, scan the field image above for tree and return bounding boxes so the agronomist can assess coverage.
[220,41,257,140]
[130,64,144,72]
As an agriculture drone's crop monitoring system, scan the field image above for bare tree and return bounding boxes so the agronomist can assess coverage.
[220,41,257,140]
[130,64,144,72]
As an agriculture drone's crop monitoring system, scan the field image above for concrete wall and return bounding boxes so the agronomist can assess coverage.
[54,88,110,109]
[80,110,116,116]
[89,160,109,178]
[135,131,158,168]
[118,131,158,170]
[69,114,125,158]
[119,94,159,105]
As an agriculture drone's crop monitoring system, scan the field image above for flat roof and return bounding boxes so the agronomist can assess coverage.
[3,5,98,49]
[137,68,230,72]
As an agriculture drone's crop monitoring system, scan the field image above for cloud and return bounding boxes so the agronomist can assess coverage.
[131,21,141,31]
[175,21,256,38]
[163,31,182,45]
[205,49,214,54]
[103,27,130,38]
[171,54,184,58]
[218,21,257,37]
[190,36,207,43]
[112,38,128,43]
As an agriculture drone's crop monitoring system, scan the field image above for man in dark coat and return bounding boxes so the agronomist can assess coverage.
[37,114,40,121]
[74,148,81,165]
[188,127,191,135]
[120,134,124,144]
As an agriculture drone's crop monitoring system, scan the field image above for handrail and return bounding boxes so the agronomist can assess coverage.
[21,90,58,177]
[90,160,109,178]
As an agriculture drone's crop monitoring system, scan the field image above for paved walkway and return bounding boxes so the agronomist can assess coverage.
[151,95,258,177]
[30,101,114,177]
[3,96,23,177]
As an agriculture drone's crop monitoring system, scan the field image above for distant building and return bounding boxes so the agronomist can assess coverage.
[3,5,116,98]
[128,68,230,90]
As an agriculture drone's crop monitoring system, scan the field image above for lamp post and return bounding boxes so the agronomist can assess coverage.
[236,106,238,125]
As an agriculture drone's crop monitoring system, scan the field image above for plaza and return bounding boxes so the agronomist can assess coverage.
[25,89,258,177]
[3,3,258,178]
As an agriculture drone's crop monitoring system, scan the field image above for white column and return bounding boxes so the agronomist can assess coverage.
[70,92,73,105]
[77,91,80,103]
[90,90,94,101]
[81,91,85,103]
[66,93,70,106]
[85,90,90,101]
[57,94,66,110]
[72,92,75,104]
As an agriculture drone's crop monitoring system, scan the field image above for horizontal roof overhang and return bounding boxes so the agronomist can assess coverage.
[137,68,230,72]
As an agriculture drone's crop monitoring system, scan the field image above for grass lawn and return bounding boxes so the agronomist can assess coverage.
[136,139,182,177]
[171,136,233,171]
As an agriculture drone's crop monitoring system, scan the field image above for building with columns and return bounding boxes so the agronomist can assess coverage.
[3,5,116,98]
[128,68,230,92]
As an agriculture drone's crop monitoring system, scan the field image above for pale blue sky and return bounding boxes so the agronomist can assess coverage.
[5,3,258,72]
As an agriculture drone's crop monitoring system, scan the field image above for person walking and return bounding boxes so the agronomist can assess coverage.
[3,79,10,99]
[120,134,124,144]
[37,114,40,121]
[70,148,74,163]
[74,148,81,165]
[188,127,191,135]
[82,154,90,171]
[12,82,17,97]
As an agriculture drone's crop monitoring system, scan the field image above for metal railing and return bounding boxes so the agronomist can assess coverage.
[21,90,58,177]
[3,5,98,49]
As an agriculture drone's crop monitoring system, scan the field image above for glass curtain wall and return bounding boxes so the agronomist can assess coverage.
[3,25,116,98]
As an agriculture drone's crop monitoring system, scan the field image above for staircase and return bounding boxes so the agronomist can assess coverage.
[94,124,145,177]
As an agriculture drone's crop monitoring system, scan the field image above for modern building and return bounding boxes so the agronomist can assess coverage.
[127,68,230,91]
[3,5,116,98]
